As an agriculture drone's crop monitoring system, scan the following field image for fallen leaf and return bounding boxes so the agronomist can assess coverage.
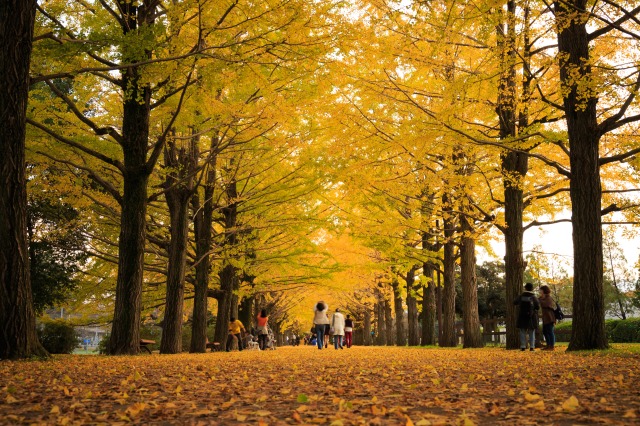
[562,396,580,412]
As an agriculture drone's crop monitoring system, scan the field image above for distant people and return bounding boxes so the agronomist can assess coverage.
[227,316,246,352]
[514,282,540,351]
[538,285,557,351]
[313,301,330,350]
[256,309,269,350]
[324,313,331,348]
[344,314,354,348]
[331,308,345,349]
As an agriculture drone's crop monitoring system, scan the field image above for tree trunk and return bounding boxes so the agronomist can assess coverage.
[213,264,235,344]
[375,293,387,345]
[159,141,195,354]
[0,0,48,359]
[384,298,394,346]
[190,150,216,353]
[406,266,420,346]
[441,196,457,347]
[238,294,254,329]
[460,215,483,348]
[391,278,406,346]
[555,0,607,350]
[107,2,155,355]
[499,0,530,350]
[108,168,149,355]
[421,262,437,346]
[213,179,239,345]
[363,308,372,346]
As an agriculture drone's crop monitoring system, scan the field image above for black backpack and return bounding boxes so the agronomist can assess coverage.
[554,303,565,321]
[520,295,535,317]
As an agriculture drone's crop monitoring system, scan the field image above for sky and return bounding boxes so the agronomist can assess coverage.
[480,219,640,284]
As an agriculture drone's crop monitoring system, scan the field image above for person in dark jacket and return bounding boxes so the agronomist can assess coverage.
[513,282,540,351]
[538,285,557,351]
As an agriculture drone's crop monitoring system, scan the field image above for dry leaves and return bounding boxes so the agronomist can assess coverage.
[0,346,639,424]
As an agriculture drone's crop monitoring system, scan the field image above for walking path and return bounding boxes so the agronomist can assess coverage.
[1,345,638,424]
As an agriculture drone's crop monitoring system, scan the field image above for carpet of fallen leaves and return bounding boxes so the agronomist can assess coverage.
[1,345,639,425]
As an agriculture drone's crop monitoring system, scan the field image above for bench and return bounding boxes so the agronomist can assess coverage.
[139,339,156,354]
[206,342,221,352]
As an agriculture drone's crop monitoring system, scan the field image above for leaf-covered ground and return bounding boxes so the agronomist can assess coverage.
[1,345,639,425]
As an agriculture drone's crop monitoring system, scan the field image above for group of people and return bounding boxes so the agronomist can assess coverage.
[312,301,354,350]
[514,282,558,351]
[226,309,272,351]
[228,287,553,353]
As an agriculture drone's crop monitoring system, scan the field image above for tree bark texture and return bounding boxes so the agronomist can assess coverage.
[384,299,394,346]
[363,309,372,346]
[0,0,48,359]
[190,151,217,353]
[159,140,195,354]
[406,266,420,346]
[421,262,437,346]
[213,179,239,345]
[441,197,457,347]
[375,293,387,345]
[555,0,607,350]
[499,0,530,350]
[107,1,155,355]
[391,278,406,346]
[459,216,483,348]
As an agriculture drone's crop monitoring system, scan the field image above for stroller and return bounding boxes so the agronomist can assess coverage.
[262,326,277,350]
[244,333,260,350]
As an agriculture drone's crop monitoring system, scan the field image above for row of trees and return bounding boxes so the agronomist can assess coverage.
[2,0,640,358]
[317,0,640,350]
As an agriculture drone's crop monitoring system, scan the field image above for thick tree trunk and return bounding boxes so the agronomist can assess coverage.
[107,2,155,355]
[460,216,483,348]
[441,197,457,347]
[190,152,216,353]
[363,309,372,346]
[238,294,254,328]
[160,194,189,353]
[391,278,406,346]
[213,264,236,344]
[108,168,149,355]
[0,0,48,359]
[213,179,239,345]
[499,0,530,350]
[437,275,443,345]
[406,266,420,346]
[160,140,195,354]
[375,293,387,345]
[421,262,437,346]
[384,298,394,346]
[556,0,607,350]
[421,229,438,346]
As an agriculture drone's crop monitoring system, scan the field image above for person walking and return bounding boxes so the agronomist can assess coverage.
[538,285,557,351]
[514,282,540,351]
[227,316,246,352]
[256,309,269,350]
[313,301,330,350]
[331,308,345,349]
[344,314,354,348]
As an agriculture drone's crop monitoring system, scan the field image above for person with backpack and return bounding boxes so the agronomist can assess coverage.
[538,285,557,351]
[513,282,540,351]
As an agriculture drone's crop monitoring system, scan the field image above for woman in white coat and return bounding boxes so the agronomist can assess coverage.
[331,308,345,349]
[313,301,330,350]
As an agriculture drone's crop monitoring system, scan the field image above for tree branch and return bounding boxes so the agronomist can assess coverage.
[27,118,125,172]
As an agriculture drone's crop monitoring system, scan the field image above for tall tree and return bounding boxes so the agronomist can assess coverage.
[0,0,47,359]
[554,0,640,350]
